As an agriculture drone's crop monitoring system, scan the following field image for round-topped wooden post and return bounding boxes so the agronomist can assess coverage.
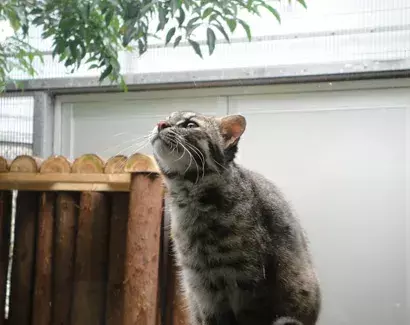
[36,156,76,325]
[8,155,42,325]
[105,155,129,325]
[70,154,111,325]
[123,154,164,325]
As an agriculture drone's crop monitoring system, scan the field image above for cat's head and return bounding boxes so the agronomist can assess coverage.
[150,111,246,178]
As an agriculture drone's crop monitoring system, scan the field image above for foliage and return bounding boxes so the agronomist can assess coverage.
[0,0,307,91]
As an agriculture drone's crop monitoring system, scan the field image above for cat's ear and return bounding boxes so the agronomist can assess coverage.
[218,114,247,148]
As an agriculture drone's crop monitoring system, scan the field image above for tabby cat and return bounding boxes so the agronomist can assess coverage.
[151,111,321,325]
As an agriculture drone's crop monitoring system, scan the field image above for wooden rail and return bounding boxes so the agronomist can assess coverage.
[0,153,187,325]
[0,153,159,192]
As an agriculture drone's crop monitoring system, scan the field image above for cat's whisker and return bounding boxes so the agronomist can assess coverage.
[212,157,228,173]
[169,131,204,182]
[181,141,206,180]
[101,132,154,155]
[114,137,151,156]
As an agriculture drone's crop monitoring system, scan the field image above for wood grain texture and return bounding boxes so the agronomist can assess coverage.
[9,191,39,325]
[106,193,130,325]
[52,193,79,325]
[32,192,55,325]
[71,192,110,325]
[124,174,163,325]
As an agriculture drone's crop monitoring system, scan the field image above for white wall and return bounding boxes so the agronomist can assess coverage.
[54,79,410,325]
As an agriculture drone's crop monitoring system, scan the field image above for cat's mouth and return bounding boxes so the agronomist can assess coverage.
[152,130,180,152]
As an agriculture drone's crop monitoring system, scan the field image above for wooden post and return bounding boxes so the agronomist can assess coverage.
[32,192,55,325]
[52,192,78,325]
[105,155,129,325]
[9,191,39,325]
[123,173,163,325]
[0,191,12,325]
[9,156,41,325]
[71,192,110,325]
[105,193,130,325]
[71,155,110,325]
[39,156,77,325]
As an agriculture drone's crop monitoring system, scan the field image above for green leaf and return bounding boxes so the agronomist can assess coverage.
[140,3,154,16]
[188,39,203,59]
[99,65,113,82]
[202,7,213,19]
[297,0,308,9]
[238,19,251,41]
[174,35,182,48]
[186,23,200,36]
[157,6,167,31]
[186,16,200,29]
[105,10,114,26]
[171,0,180,14]
[30,8,43,15]
[123,26,137,46]
[69,42,77,60]
[9,15,21,31]
[206,28,216,55]
[28,52,35,63]
[138,39,147,55]
[261,4,281,23]
[165,27,176,45]
[119,76,128,92]
[226,19,237,32]
[212,23,230,43]
[32,16,44,25]
[177,8,185,26]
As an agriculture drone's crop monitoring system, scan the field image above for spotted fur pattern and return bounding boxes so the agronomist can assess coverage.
[151,111,321,325]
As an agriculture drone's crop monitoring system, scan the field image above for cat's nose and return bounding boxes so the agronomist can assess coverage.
[157,121,170,131]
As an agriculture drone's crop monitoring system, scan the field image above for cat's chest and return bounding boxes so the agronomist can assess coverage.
[170,202,220,237]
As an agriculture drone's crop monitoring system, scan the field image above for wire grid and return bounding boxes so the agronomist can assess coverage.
[0,95,34,318]
[5,0,410,80]
[0,96,34,159]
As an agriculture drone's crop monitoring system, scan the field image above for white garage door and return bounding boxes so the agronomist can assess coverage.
[55,81,410,325]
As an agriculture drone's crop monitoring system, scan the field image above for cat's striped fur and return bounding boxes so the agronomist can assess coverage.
[151,111,321,325]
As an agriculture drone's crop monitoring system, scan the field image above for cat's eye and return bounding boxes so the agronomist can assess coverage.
[186,121,198,128]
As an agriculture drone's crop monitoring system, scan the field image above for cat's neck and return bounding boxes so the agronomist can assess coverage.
[164,163,237,193]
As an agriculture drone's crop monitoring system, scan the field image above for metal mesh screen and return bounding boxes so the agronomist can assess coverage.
[5,0,409,81]
[0,95,34,318]
[0,96,34,159]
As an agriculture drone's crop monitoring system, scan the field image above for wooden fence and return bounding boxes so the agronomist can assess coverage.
[0,153,188,325]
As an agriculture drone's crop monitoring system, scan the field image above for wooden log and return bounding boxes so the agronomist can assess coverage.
[32,192,55,325]
[0,157,9,173]
[105,193,130,325]
[0,191,12,325]
[124,153,160,174]
[104,155,127,174]
[9,155,42,173]
[123,173,163,325]
[71,192,110,325]
[9,191,39,325]
[40,156,71,174]
[72,154,104,173]
[52,192,78,325]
